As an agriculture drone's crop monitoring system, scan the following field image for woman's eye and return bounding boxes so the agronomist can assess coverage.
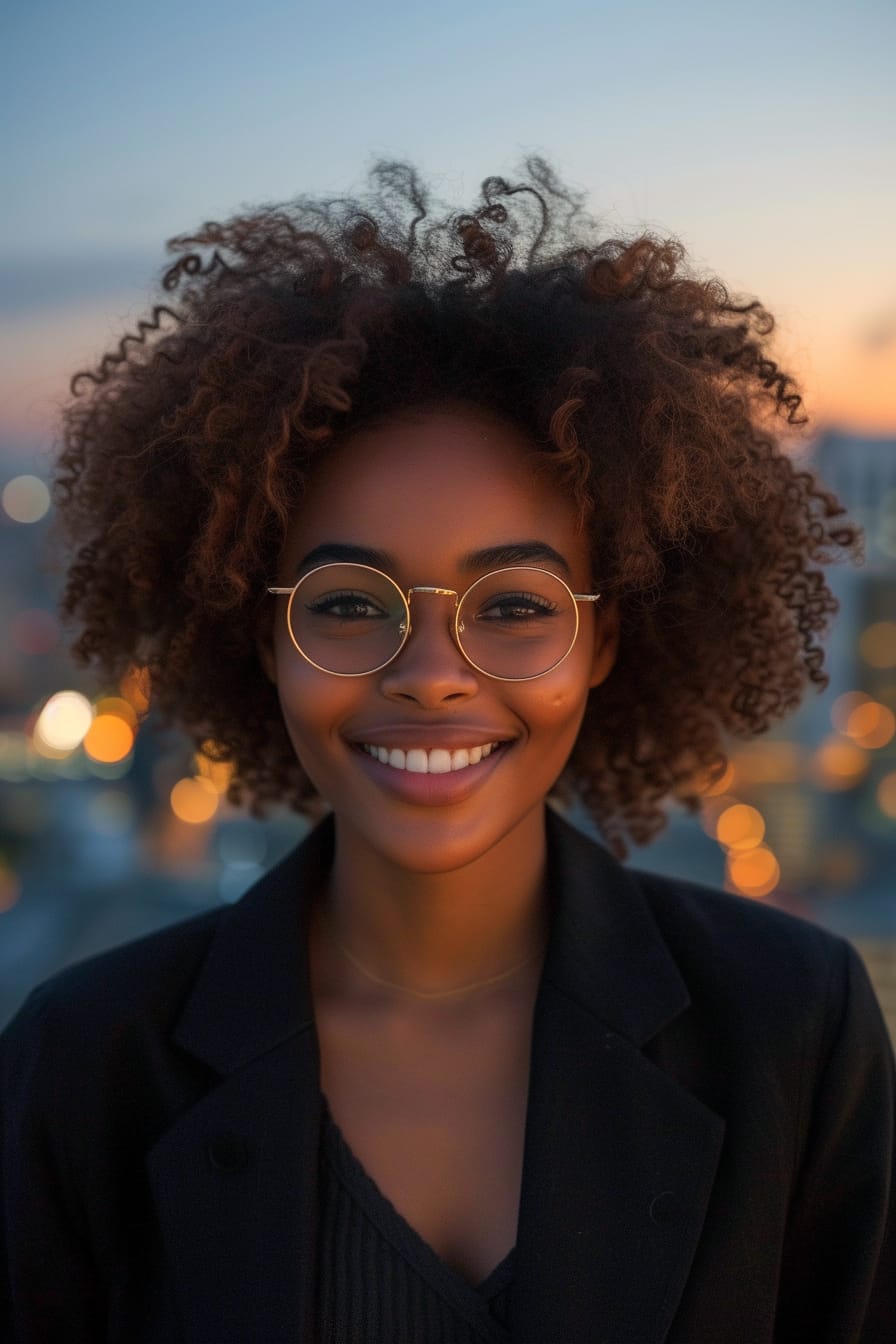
[477,592,558,623]
[306,592,388,620]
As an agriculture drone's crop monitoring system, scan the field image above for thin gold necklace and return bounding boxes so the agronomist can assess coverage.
[322,910,546,1000]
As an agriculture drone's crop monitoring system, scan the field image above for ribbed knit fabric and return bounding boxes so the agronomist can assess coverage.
[316,1100,514,1343]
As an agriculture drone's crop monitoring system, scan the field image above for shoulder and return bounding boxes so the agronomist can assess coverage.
[626,862,883,1058]
[0,904,225,1080]
[630,862,843,977]
[1,822,326,1059]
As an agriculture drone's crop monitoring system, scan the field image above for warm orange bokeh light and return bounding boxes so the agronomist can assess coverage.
[727,847,781,899]
[811,737,870,790]
[698,794,738,836]
[83,714,135,764]
[94,695,138,730]
[715,803,765,851]
[860,622,896,670]
[878,773,896,821]
[844,700,896,750]
[170,776,219,824]
[831,690,871,733]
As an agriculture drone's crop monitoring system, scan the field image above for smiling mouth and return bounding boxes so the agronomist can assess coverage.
[358,743,503,773]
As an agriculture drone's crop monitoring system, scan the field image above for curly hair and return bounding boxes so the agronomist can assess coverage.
[53,159,861,856]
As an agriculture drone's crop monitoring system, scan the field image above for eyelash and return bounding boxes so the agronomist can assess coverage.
[476,592,559,621]
[305,591,389,620]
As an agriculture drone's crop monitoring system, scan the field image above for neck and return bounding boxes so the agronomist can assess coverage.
[320,806,550,999]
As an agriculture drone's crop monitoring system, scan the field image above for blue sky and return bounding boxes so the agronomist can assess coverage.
[2,0,895,441]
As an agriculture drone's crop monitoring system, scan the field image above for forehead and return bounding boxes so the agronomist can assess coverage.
[286,408,589,578]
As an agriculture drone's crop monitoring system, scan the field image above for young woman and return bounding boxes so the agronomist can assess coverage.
[2,162,893,1342]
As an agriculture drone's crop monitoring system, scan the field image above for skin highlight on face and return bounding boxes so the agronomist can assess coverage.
[258,407,619,995]
[261,407,618,880]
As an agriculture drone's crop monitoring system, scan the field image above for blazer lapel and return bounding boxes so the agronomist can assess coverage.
[146,821,333,1344]
[145,811,723,1343]
[512,813,725,1344]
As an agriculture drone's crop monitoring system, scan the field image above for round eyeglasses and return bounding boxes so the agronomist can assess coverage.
[268,563,601,681]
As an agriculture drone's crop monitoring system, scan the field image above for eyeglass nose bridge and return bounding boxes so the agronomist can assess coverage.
[398,584,462,643]
[406,585,459,601]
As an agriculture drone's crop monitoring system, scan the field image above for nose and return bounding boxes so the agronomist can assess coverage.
[379,594,479,707]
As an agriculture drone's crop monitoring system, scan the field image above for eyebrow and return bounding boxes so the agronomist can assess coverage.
[297,543,393,573]
[296,540,572,578]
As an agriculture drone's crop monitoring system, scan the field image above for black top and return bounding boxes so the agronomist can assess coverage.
[2,811,894,1341]
[317,1099,513,1342]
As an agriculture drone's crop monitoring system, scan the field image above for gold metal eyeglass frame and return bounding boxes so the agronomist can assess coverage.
[268,563,602,682]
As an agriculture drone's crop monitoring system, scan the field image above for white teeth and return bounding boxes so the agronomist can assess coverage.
[428,749,452,774]
[361,743,501,773]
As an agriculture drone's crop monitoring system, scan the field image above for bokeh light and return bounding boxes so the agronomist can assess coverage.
[715,803,766,851]
[94,696,138,730]
[727,847,781,899]
[860,621,896,669]
[1,475,51,524]
[698,793,738,836]
[831,690,871,733]
[82,714,135,764]
[33,691,93,754]
[843,700,896,750]
[170,776,219,824]
[878,773,896,821]
[811,737,870,790]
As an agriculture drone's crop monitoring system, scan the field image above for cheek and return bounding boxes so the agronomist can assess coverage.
[273,652,351,765]
[510,664,592,734]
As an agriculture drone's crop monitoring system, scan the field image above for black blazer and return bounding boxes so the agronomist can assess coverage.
[2,810,894,1342]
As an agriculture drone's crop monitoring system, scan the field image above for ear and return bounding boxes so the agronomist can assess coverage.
[588,599,620,689]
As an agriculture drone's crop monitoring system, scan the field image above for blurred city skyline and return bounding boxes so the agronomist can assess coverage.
[2,0,896,458]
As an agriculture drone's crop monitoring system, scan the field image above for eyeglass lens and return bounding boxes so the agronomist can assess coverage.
[288,563,579,678]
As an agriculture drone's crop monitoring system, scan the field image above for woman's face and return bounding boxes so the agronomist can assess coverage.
[260,407,618,875]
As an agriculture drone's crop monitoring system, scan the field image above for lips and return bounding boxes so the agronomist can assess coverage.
[346,725,513,804]
[358,743,499,773]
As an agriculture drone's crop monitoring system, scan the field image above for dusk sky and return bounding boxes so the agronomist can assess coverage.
[3,0,895,460]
